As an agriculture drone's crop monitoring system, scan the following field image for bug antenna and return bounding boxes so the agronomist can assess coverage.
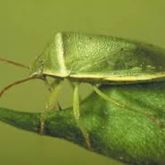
[0,77,36,98]
[0,57,30,69]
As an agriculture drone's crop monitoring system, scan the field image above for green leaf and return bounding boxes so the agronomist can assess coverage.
[0,82,164,165]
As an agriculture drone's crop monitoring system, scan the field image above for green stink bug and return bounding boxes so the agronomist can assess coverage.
[0,32,165,148]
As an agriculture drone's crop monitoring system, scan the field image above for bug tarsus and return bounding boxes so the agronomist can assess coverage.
[39,111,46,135]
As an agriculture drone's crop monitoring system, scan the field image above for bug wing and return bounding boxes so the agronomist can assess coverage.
[62,33,165,82]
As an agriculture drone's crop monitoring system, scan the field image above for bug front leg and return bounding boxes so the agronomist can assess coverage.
[39,81,63,134]
[46,81,63,111]
[73,83,91,149]
[44,78,62,110]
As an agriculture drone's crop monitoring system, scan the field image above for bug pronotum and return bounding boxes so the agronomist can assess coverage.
[0,32,165,148]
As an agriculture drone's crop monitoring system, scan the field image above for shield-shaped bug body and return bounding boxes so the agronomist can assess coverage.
[31,32,165,83]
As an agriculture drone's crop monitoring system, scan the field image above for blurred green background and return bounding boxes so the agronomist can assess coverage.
[0,0,165,165]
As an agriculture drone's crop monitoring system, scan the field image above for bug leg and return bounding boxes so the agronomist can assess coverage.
[93,86,124,107]
[73,83,91,149]
[93,86,161,127]
[46,81,63,111]
[44,78,62,110]
[39,111,46,134]
[39,81,63,134]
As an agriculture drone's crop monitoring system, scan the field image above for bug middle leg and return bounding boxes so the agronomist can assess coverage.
[73,83,91,149]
